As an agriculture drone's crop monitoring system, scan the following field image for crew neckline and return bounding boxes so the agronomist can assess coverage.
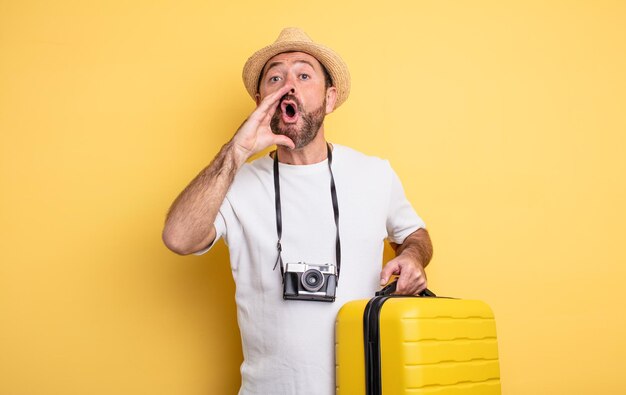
[264,144,342,173]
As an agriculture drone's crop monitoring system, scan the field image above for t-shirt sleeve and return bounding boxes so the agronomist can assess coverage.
[385,165,426,244]
[192,198,231,255]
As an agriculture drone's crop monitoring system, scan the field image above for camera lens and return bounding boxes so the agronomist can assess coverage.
[301,269,325,292]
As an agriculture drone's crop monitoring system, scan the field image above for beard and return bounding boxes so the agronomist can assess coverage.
[270,96,327,149]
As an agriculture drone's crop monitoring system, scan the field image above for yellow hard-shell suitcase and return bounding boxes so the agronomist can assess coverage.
[335,283,501,395]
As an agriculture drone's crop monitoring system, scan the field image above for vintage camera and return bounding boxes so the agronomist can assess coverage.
[283,262,337,302]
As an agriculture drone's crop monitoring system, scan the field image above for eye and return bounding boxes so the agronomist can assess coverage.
[300,73,310,80]
[269,76,281,83]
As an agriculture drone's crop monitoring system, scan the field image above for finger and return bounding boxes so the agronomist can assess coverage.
[416,279,428,295]
[415,274,428,295]
[380,261,400,286]
[272,135,295,150]
[397,264,421,295]
[253,87,291,127]
[256,84,294,114]
[263,87,291,118]
[396,270,413,294]
[258,105,277,128]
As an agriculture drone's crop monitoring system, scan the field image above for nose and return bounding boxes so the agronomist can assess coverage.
[283,74,296,94]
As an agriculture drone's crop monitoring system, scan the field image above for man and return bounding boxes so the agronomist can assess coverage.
[162,27,433,395]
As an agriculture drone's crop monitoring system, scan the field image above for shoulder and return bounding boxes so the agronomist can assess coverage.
[333,144,393,174]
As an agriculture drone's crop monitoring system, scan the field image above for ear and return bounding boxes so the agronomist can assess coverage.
[255,93,261,106]
[325,86,337,114]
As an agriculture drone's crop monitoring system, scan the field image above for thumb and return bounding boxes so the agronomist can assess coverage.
[380,261,399,286]
[273,135,295,150]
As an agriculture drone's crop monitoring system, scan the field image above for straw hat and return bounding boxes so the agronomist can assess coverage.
[242,27,351,108]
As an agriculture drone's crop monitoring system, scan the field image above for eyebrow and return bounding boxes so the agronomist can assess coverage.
[264,59,317,75]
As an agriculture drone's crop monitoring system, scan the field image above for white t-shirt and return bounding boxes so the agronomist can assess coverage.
[196,144,425,395]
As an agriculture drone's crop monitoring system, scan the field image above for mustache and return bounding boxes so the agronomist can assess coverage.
[278,94,302,108]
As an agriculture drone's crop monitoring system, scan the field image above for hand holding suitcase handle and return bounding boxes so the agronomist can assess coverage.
[375,279,436,297]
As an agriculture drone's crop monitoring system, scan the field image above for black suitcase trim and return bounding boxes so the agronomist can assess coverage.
[363,295,391,395]
[363,282,439,395]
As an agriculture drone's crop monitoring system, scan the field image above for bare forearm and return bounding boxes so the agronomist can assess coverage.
[392,228,433,268]
[162,140,246,255]
[163,84,297,255]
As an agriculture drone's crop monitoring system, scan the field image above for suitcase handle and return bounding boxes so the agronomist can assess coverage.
[375,279,436,297]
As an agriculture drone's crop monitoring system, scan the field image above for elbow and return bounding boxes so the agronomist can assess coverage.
[162,228,195,256]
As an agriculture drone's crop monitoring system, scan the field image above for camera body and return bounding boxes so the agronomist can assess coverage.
[283,262,337,302]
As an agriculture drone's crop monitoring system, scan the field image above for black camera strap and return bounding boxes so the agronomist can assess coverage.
[272,143,341,284]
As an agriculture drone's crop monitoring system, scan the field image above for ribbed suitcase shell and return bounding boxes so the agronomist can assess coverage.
[336,297,501,395]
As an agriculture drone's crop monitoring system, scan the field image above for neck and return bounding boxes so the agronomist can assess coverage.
[276,128,329,165]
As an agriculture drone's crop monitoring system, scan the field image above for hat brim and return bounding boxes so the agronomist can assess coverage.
[242,41,351,109]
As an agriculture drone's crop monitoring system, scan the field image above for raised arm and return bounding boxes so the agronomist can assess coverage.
[162,84,296,255]
[379,228,433,295]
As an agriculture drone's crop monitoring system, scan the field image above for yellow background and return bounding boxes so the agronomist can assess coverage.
[1,1,625,394]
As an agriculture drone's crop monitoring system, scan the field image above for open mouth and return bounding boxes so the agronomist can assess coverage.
[280,99,299,123]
